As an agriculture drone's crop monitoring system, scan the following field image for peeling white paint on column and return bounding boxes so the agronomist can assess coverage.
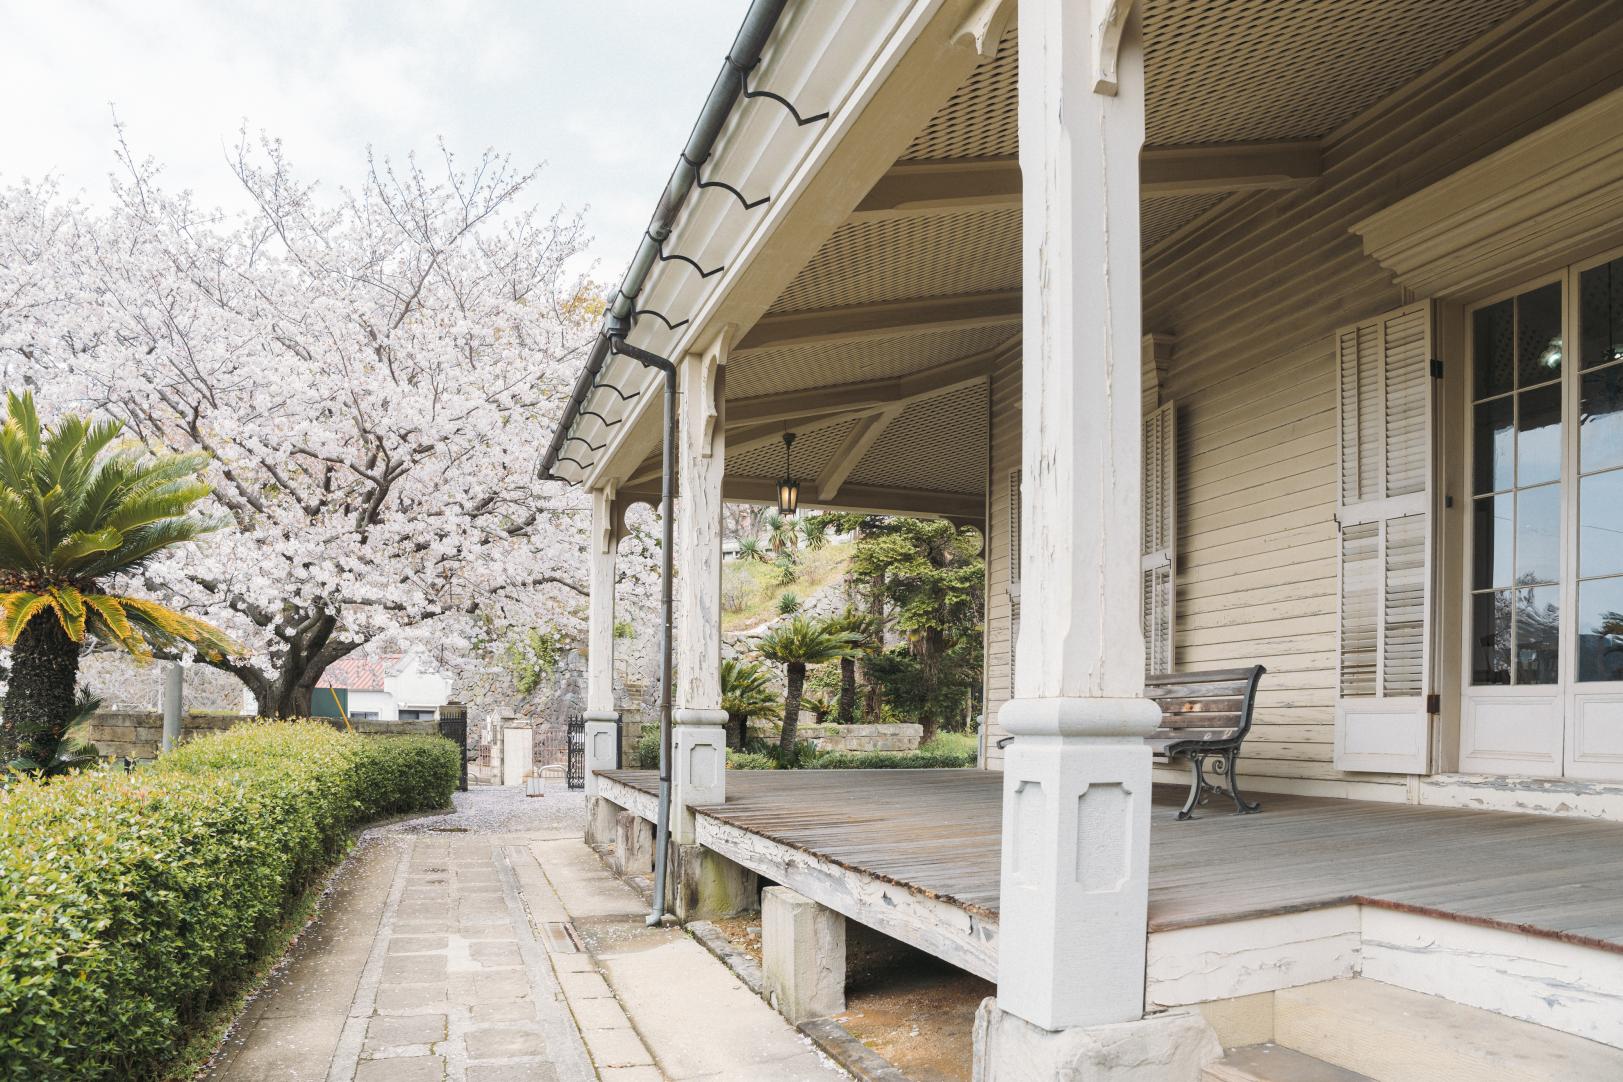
[672,334,729,843]
[992,0,1156,1036]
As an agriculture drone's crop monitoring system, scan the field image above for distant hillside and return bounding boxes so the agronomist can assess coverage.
[720,542,853,632]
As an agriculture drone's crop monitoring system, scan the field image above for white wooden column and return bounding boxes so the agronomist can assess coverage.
[671,334,729,843]
[584,483,621,797]
[996,0,1156,1033]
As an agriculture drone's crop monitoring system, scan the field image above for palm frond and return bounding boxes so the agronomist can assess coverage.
[117,596,242,659]
[0,592,54,645]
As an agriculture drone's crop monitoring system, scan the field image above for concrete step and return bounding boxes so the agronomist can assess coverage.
[1205,1044,1373,1082]
[1275,978,1623,1082]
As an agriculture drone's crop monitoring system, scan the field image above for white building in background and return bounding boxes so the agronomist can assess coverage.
[313,651,453,721]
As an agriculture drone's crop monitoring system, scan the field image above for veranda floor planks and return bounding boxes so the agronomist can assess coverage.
[599,768,1623,951]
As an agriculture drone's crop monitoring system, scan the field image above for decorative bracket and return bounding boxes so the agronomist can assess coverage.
[953,0,1015,59]
[698,327,732,458]
[596,482,620,555]
[1092,0,1135,96]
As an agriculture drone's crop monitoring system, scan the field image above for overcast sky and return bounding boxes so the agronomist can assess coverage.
[0,0,750,280]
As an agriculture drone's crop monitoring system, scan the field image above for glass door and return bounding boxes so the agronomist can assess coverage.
[1459,276,1566,774]
[1567,251,1623,778]
[1459,247,1623,780]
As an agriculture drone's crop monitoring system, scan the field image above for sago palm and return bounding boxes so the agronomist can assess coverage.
[720,657,780,751]
[0,392,236,764]
[755,615,860,763]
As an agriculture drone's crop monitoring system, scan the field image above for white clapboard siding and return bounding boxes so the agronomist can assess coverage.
[1333,302,1435,774]
[1139,0,1623,795]
[1142,402,1177,676]
[983,350,1021,769]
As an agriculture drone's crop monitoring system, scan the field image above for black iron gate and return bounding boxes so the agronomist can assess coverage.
[566,716,586,790]
[439,703,468,791]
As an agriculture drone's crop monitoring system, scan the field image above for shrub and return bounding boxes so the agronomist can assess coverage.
[808,747,977,770]
[726,750,777,770]
[634,725,661,769]
[0,720,457,1082]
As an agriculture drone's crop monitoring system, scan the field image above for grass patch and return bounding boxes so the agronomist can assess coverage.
[721,542,853,631]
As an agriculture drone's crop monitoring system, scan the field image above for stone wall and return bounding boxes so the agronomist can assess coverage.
[84,711,441,762]
[747,721,924,753]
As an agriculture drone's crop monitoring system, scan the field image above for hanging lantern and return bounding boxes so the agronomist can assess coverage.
[776,432,799,515]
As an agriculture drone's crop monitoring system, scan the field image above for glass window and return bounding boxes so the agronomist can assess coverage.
[1515,586,1561,685]
[1517,282,1564,387]
[1579,256,1623,371]
[1514,485,1561,586]
[1471,279,1565,687]
[1578,577,1623,682]
[1517,384,1563,486]
[1581,470,1623,580]
[1472,591,1511,685]
[1581,365,1623,474]
[1473,398,1513,495]
[1472,493,1513,590]
[1474,299,1514,398]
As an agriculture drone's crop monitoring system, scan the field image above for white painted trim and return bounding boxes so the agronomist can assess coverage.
[597,774,659,823]
[1419,772,1623,821]
[1150,904,1623,1050]
[1361,908,1623,1049]
[695,813,999,982]
[1146,907,1362,1010]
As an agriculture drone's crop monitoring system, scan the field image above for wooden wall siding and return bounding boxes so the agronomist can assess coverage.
[983,350,1021,770]
[1141,0,1623,796]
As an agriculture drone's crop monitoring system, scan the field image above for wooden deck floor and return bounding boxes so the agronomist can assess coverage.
[601,768,1623,952]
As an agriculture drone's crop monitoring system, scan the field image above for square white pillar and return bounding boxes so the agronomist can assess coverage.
[671,336,729,843]
[584,485,621,799]
[992,0,1157,1037]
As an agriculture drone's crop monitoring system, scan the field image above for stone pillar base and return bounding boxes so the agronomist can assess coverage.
[763,886,845,1024]
[583,712,621,798]
[672,843,759,922]
[613,810,655,877]
[585,795,622,848]
[972,999,1220,1082]
[672,712,728,844]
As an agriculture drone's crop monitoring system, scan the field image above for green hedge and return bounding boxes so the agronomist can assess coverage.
[0,721,458,1082]
[808,748,977,769]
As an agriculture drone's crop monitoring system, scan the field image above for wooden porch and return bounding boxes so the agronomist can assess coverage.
[604,767,1623,949]
[598,766,1623,1043]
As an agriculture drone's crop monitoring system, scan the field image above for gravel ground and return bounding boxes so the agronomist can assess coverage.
[375,781,588,836]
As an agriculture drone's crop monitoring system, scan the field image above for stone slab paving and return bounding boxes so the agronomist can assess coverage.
[209,785,845,1082]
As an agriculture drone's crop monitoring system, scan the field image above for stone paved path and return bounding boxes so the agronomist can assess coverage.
[209,789,596,1082]
[207,786,841,1082]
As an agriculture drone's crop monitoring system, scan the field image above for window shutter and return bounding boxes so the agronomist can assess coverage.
[1334,302,1435,773]
[1008,468,1021,685]
[1141,402,1176,676]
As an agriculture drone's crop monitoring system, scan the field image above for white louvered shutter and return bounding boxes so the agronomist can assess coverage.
[1007,469,1021,687]
[1334,302,1436,773]
[1142,402,1176,676]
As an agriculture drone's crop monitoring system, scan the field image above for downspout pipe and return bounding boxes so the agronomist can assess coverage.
[540,0,789,483]
[610,337,678,926]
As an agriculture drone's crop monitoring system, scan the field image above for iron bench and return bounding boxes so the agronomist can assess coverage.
[1146,665,1265,820]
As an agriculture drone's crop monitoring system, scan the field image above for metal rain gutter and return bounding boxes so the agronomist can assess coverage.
[539,0,790,484]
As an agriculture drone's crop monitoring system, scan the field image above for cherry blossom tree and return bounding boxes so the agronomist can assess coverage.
[3,133,619,715]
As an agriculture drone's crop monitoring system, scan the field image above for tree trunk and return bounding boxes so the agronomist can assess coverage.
[919,713,940,746]
[838,657,856,725]
[2,614,81,764]
[728,710,747,751]
[779,663,805,764]
[861,570,885,720]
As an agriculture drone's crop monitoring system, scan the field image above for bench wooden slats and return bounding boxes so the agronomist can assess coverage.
[1145,665,1265,820]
